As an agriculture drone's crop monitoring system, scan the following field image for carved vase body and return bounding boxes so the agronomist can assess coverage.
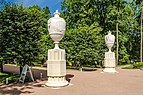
[105,32,115,52]
[48,12,66,43]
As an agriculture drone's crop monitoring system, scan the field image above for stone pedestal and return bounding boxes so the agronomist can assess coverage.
[103,52,117,73]
[45,49,68,87]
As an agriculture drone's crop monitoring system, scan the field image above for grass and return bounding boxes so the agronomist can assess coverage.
[133,62,143,69]
[119,64,134,69]
[0,72,19,84]
[119,62,143,69]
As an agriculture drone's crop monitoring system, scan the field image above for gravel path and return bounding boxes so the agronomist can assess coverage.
[1,65,143,95]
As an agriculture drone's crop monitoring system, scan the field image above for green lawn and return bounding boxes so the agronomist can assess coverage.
[119,64,134,69]
[0,72,19,84]
[119,62,143,69]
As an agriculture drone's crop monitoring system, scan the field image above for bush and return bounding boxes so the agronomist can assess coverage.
[60,23,106,67]
[0,72,19,84]
[133,62,143,69]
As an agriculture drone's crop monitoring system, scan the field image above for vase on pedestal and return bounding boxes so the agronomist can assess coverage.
[103,31,117,73]
[45,10,68,87]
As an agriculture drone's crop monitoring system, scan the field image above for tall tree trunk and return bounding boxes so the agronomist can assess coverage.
[140,7,143,62]
[116,21,119,65]
[130,36,133,64]
[0,62,3,73]
[116,2,119,65]
[20,65,23,74]
[20,62,24,74]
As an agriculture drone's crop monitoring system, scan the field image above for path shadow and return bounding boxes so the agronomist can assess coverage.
[0,88,32,95]
[0,80,46,95]
[66,74,74,83]
[0,83,33,95]
[81,67,97,71]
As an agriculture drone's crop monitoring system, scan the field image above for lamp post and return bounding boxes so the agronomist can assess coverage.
[45,10,68,87]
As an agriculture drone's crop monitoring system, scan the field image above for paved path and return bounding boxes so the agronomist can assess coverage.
[1,65,143,95]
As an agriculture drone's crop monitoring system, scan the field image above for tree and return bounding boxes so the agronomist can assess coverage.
[61,0,133,65]
[61,0,97,29]
[0,3,51,73]
[60,23,104,67]
[130,0,143,62]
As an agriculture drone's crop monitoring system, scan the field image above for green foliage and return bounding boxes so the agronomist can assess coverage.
[120,62,143,69]
[0,0,143,68]
[60,23,105,67]
[0,3,51,67]
[61,0,97,29]
[133,62,143,69]
[61,0,141,65]
[0,72,19,83]
[121,64,134,69]
[122,62,143,69]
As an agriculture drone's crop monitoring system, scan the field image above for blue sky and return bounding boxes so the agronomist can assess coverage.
[5,0,132,14]
[5,0,63,14]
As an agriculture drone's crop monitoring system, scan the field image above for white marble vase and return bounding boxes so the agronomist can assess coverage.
[45,10,68,87]
[103,31,117,73]
[105,31,115,52]
[48,10,66,49]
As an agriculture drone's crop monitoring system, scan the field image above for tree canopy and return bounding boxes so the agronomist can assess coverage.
[0,3,51,71]
[0,0,143,69]
[61,0,143,65]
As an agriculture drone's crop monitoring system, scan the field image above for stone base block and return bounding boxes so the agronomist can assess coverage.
[45,76,68,87]
[47,60,66,76]
[104,52,116,68]
[103,68,117,73]
[47,48,66,76]
[48,49,65,60]
[46,48,68,87]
